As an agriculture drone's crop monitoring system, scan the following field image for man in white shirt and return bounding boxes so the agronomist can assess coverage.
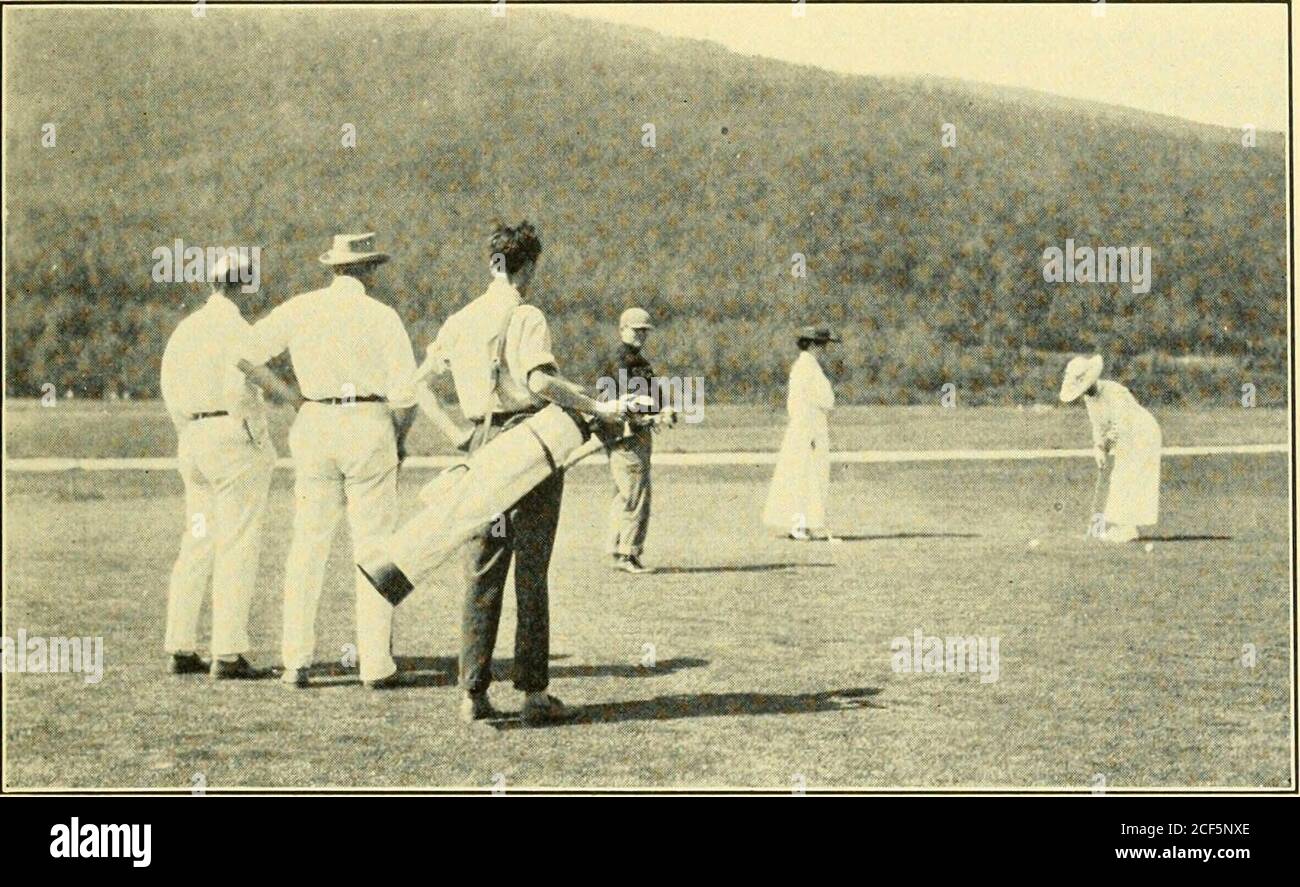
[160,253,276,680]
[238,233,418,689]
[420,221,627,724]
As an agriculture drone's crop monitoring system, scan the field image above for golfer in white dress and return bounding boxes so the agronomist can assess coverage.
[1059,354,1162,543]
[763,325,838,540]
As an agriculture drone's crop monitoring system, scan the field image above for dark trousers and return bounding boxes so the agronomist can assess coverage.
[459,419,565,694]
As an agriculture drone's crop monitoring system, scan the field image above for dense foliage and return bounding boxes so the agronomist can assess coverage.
[5,8,1288,406]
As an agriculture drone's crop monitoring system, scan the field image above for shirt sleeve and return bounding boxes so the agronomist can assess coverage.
[787,360,810,418]
[1085,397,1108,448]
[239,298,297,367]
[159,333,187,427]
[223,317,259,418]
[814,367,835,412]
[383,309,419,409]
[422,321,455,377]
[508,305,558,387]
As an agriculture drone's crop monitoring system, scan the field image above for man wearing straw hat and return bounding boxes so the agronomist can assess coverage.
[161,251,276,680]
[238,233,418,689]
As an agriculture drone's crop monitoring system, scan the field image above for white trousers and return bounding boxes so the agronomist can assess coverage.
[281,403,399,682]
[165,417,275,658]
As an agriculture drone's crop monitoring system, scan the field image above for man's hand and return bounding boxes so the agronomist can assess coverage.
[391,405,418,464]
[653,406,679,430]
[238,359,304,410]
[1093,447,1108,470]
[593,398,629,426]
[452,424,475,452]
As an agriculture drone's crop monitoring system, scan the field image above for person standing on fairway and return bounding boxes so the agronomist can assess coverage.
[603,306,659,574]
[417,221,628,724]
[763,325,839,541]
[238,233,418,689]
[160,252,276,680]
[1058,354,1162,543]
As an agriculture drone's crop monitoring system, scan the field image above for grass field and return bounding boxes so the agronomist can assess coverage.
[2,405,1293,789]
[3,399,1291,458]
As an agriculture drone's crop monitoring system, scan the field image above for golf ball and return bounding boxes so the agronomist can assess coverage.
[1029,539,1040,548]
[1144,543,1155,553]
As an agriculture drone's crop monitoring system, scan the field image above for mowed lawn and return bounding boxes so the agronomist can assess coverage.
[2,418,1291,789]
[3,398,1290,458]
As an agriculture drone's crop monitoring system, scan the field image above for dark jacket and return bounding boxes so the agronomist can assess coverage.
[602,342,657,451]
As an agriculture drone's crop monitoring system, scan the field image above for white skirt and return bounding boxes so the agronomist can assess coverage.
[763,421,830,533]
[1105,407,1162,527]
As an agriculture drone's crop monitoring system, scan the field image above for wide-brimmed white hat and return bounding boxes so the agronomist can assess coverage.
[319,232,390,267]
[1059,354,1104,403]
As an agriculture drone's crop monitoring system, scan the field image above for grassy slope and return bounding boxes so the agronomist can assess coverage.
[3,7,1288,402]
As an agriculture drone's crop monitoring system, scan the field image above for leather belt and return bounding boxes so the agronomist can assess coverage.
[309,395,386,404]
[488,409,539,427]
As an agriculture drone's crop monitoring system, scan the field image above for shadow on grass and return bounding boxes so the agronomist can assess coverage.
[295,655,710,689]
[836,532,981,542]
[1139,534,1234,542]
[653,563,833,575]
[493,687,884,730]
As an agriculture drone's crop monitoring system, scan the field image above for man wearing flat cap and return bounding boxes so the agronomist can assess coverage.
[601,306,661,574]
[161,251,276,680]
[763,324,840,541]
[238,233,418,690]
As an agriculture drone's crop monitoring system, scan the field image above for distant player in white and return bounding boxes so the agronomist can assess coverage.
[1059,354,1162,543]
[238,233,418,689]
[160,253,276,680]
[763,325,839,541]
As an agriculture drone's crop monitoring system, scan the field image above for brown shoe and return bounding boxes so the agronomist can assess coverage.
[211,655,271,681]
[459,692,501,723]
[167,652,209,675]
[521,693,572,726]
[362,671,403,690]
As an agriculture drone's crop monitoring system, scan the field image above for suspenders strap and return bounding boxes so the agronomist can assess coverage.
[483,304,520,436]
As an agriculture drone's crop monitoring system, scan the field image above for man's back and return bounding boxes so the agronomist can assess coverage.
[245,275,415,404]
[429,275,555,420]
[161,296,260,423]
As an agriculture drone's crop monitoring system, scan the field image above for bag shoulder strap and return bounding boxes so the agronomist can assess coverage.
[484,304,521,429]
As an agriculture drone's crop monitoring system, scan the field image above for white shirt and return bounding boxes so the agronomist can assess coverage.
[1083,379,1144,448]
[161,293,265,432]
[424,275,558,420]
[787,351,835,432]
[241,274,417,408]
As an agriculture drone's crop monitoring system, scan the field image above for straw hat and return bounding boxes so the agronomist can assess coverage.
[1059,354,1104,403]
[319,232,390,267]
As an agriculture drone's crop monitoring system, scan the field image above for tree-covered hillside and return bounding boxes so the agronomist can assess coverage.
[4,7,1288,405]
